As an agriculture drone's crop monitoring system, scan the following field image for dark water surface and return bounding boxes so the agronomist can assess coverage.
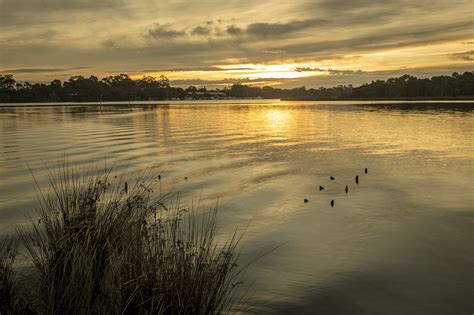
[1,100,473,314]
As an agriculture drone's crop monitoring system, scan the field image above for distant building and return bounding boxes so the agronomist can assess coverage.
[187,91,227,99]
[208,91,226,99]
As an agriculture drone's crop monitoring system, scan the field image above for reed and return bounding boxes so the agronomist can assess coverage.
[2,164,248,314]
[0,237,18,314]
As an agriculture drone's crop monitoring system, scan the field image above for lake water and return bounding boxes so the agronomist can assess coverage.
[1,100,473,314]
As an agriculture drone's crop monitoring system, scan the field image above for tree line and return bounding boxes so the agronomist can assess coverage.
[0,71,473,103]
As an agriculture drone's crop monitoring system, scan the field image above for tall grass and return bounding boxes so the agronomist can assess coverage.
[2,164,248,314]
[0,238,19,313]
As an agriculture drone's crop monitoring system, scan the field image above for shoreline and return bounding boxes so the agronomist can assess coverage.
[1,98,474,107]
[284,96,474,101]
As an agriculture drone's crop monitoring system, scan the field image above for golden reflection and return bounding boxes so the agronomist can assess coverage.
[262,108,293,133]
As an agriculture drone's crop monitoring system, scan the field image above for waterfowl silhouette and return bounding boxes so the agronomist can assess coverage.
[331,200,334,207]
[304,198,309,203]
[319,186,325,191]
[184,176,188,181]
[365,168,368,174]
[124,182,128,194]
[355,176,359,184]
[330,176,335,180]
[345,185,348,194]
[158,174,161,181]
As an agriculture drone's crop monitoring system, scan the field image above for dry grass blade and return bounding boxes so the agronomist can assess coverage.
[9,162,253,314]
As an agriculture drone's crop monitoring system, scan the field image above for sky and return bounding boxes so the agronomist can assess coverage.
[1,0,473,88]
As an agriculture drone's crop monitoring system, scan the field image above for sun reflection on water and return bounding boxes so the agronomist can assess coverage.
[263,108,293,133]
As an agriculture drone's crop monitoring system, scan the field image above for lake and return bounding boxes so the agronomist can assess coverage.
[0,100,473,314]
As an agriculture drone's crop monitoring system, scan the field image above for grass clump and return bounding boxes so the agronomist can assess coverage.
[2,165,248,314]
[0,238,24,314]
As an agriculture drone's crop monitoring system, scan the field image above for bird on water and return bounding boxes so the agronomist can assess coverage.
[355,176,359,184]
[319,186,325,191]
[330,176,335,180]
[331,200,334,207]
[365,168,368,174]
[345,185,348,194]
[304,198,309,203]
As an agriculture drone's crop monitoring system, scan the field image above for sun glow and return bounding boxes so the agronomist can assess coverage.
[217,63,318,79]
[128,38,473,87]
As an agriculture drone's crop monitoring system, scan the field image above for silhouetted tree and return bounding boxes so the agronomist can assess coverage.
[1,72,472,102]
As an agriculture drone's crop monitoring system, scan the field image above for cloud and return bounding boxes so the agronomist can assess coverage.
[170,77,281,86]
[191,25,211,36]
[149,22,227,39]
[450,50,474,61]
[271,20,473,57]
[224,18,328,39]
[280,64,474,88]
[246,18,327,38]
[1,0,473,86]
[0,30,59,46]
[143,67,254,72]
[101,39,118,48]
[295,67,366,75]
[310,0,406,11]
[304,0,452,14]
[148,23,186,38]
[262,50,286,54]
[0,0,126,26]
[226,25,243,36]
[1,67,91,73]
[0,0,123,12]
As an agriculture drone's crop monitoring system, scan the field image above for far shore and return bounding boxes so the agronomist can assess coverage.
[1,98,474,107]
[284,96,474,101]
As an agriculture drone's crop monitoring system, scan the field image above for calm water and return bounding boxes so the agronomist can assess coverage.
[1,100,473,314]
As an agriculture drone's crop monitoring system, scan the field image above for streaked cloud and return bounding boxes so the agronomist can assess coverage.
[261,50,286,55]
[170,77,281,87]
[148,23,187,38]
[143,67,255,72]
[450,50,474,61]
[245,19,327,38]
[295,68,366,75]
[1,67,91,73]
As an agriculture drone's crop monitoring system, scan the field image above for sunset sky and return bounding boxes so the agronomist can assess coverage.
[1,0,473,88]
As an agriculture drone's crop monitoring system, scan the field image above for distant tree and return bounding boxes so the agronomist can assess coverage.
[0,74,16,102]
[186,86,198,93]
[1,71,473,102]
[62,76,102,101]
